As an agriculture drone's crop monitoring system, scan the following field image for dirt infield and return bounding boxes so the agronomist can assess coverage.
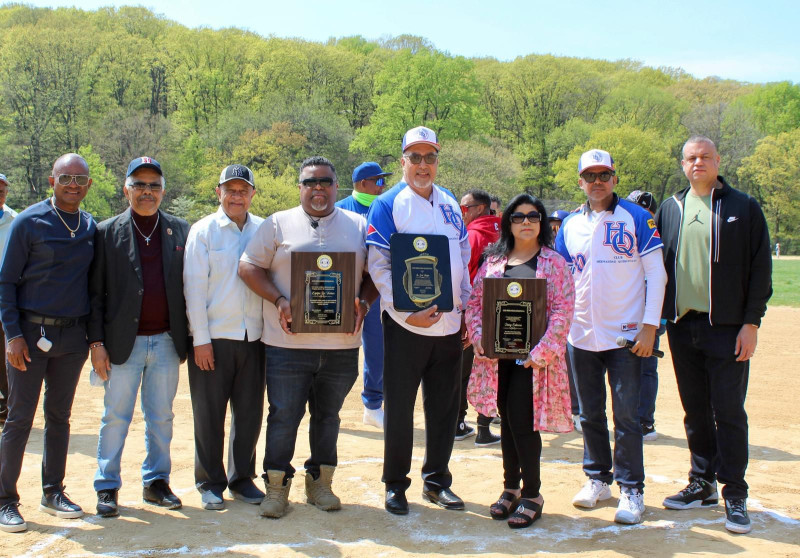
[4,306,799,557]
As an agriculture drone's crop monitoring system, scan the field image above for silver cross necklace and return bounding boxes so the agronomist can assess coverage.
[132,213,160,246]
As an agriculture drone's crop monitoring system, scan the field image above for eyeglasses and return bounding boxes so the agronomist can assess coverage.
[300,177,335,188]
[580,171,614,183]
[404,152,438,165]
[365,177,386,187]
[129,182,163,192]
[220,187,251,198]
[55,174,90,187]
[460,204,481,214]
[510,211,541,224]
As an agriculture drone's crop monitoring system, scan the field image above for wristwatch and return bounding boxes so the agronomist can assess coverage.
[358,298,370,313]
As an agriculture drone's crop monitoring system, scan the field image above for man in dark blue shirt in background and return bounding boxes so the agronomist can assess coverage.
[336,162,391,430]
[0,153,96,533]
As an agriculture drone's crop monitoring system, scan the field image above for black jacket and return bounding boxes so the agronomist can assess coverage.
[655,176,772,327]
[88,208,190,364]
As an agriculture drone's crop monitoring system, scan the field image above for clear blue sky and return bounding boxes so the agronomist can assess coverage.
[23,0,800,83]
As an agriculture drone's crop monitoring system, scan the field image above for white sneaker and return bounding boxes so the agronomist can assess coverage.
[572,479,612,508]
[615,489,645,524]
[363,406,384,430]
[572,414,582,433]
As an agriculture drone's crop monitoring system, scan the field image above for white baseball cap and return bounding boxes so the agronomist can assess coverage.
[402,126,441,152]
[578,149,615,173]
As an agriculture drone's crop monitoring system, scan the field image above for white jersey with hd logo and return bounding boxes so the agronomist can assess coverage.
[555,196,663,351]
[366,181,470,336]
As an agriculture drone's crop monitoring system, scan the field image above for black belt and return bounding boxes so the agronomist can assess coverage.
[21,312,87,328]
[683,310,709,320]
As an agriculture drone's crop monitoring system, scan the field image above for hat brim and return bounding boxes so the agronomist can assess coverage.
[219,177,255,188]
[403,140,440,152]
[127,163,163,177]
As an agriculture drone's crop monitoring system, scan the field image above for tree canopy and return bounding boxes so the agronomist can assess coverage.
[0,5,797,251]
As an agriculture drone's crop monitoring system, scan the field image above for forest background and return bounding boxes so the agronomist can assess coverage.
[1,5,798,252]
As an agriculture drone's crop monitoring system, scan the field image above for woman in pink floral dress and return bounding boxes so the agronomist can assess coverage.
[465,193,575,528]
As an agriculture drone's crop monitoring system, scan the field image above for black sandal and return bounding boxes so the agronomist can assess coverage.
[489,491,520,520]
[507,497,543,529]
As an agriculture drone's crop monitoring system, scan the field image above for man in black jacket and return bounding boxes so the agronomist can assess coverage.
[655,136,772,535]
[88,157,190,518]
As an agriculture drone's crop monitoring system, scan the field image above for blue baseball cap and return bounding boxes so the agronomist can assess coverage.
[352,162,392,184]
[549,210,570,222]
[127,156,163,177]
[402,126,440,152]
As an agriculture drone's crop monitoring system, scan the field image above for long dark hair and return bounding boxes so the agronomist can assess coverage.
[484,193,551,258]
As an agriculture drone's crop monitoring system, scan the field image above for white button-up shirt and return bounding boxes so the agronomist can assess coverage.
[184,207,264,345]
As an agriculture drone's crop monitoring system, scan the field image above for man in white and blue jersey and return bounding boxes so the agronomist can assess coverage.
[336,162,392,430]
[366,126,471,515]
[555,149,666,525]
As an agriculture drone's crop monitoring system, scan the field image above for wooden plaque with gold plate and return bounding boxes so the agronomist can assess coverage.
[290,251,355,333]
[482,278,547,359]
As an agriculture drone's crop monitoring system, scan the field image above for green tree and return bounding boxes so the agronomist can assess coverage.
[738,129,800,253]
[77,144,117,219]
[737,82,800,136]
[435,139,523,203]
[351,48,490,158]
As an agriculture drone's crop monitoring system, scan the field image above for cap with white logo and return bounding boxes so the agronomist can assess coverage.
[219,164,255,188]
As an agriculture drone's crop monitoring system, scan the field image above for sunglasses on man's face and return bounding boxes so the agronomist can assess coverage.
[509,211,541,224]
[365,177,386,187]
[404,152,438,165]
[580,171,614,183]
[300,177,335,188]
[55,174,90,187]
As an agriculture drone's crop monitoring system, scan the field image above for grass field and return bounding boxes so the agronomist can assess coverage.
[771,257,800,307]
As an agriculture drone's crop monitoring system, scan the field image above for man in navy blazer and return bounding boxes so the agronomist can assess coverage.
[88,157,189,518]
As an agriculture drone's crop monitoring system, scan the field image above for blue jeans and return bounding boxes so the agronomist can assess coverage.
[263,346,358,479]
[569,343,644,490]
[361,297,384,410]
[95,332,180,491]
[638,325,665,426]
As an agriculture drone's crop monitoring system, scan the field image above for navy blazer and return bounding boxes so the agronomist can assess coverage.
[88,208,190,364]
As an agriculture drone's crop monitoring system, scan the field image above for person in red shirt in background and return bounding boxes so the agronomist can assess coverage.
[457,189,502,445]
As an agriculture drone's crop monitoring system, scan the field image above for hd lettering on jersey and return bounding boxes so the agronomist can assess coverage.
[439,204,464,235]
[603,221,635,258]
[572,253,587,273]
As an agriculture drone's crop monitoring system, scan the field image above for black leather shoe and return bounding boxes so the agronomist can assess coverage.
[422,487,465,510]
[385,489,409,515]
[40,490,84,518]
[143,480,182,510]
[96,489,119,517]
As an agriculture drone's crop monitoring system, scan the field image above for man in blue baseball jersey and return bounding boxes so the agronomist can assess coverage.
[336,162,392,430]
[367,126,471,515]
[555,149,666,525]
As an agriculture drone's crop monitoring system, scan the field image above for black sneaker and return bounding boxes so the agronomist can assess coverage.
[143,479,182,510]
[0,502,26,533]
[40,490,84,519]
[475,426,501,447]
[454,421,476,440]
[663,479,718,509]
[725,498,752,534]
[96,489,119,518]
[642,423,658,441]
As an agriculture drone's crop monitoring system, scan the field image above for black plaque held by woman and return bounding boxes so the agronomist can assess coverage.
[290,252,355,333]
[482,278,547,359]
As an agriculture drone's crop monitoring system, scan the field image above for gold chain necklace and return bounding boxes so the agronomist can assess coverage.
[50,197,80,238]
[132,213,160,246]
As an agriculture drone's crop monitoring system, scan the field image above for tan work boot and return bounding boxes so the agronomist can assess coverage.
[260,470,291,518]
[305,465,341,511]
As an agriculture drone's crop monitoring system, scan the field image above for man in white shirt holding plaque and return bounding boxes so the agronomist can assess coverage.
[239,156,376,519]
[366,126,471,515]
